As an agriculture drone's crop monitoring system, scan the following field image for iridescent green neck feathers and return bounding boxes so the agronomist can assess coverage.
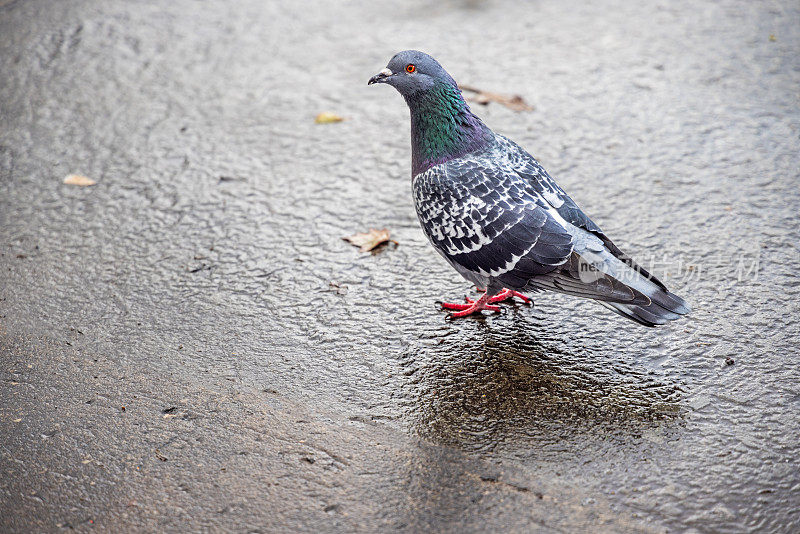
[406,82,491,176]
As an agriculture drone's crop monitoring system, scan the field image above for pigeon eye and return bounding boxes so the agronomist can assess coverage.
[405,64,416,73]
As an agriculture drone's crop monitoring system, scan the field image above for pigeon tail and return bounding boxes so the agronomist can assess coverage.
[596,253,692,326]
[599,288,691,327]
[524,249,691,326]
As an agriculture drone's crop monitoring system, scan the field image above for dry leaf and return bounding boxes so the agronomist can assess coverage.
[459,84,534,112]
[315,112,345,124]
[343,228,394,252]
[64,174,96,186]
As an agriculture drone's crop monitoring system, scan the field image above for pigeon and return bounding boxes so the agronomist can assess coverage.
[368,51,690,326]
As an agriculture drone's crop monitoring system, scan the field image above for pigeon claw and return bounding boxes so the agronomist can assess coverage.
[440,293,502,319]
[476,287,533,305]
[490,288,533,305]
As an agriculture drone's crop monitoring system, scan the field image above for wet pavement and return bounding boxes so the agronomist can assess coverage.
[1,0,799,532]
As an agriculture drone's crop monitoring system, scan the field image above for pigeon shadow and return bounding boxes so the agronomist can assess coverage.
[397,312,684,454]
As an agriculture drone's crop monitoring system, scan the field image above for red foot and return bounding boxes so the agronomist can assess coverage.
[477,288,533,305]
[439,292,501,318]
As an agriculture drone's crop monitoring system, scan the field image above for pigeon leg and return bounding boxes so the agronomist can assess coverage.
[476,287,533,305]
[440,292,501,318]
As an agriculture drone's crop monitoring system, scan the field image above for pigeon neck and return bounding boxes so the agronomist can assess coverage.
[406,82,490,176]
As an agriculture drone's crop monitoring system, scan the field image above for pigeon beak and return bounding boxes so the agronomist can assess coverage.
[368,68,393,85]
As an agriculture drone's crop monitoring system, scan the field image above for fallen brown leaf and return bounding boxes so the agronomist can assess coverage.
[343,228,395,252]
[459,84,534,112]
[315,112,345,124]
[63,174,96,186]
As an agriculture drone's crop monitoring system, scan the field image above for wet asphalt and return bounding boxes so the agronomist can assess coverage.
[1,0,799,532]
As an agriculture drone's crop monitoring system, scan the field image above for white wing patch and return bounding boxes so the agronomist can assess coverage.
[541,188,565,208]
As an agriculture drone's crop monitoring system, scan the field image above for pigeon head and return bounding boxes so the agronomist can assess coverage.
[369,51,492,175]
[368,50,457,97]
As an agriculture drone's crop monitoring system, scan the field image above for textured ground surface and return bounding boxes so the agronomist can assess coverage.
[1,0,799,532]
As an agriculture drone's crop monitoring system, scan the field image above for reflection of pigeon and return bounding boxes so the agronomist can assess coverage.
[369,50,690,325]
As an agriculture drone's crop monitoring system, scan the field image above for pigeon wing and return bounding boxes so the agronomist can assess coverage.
[413,158,574,288]
[500,136,669,291]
